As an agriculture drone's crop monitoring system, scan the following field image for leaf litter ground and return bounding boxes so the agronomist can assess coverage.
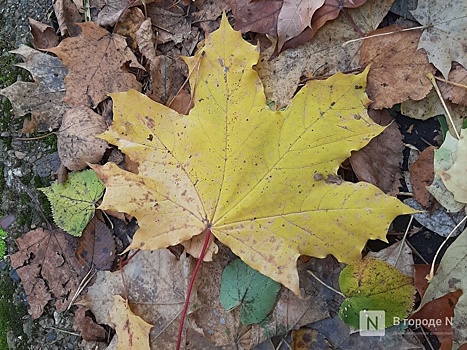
[1,0,467,349]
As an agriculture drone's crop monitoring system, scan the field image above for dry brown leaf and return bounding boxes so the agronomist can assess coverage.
[53,0,82,36]
[10,228,86,319]
[291,328,332,350]
[47,22,143,108]
[73,306,107,342]
[146,5,191,44]
[57,106,109,171]
[135,19,187,105]
[410,280,461,350]
[360,25,436,109]
[276,0,325,51]
[439,64,467,107]
[96,0,155,26]
[168,89,193,115]
[192,0,230,22]
[228,0,282,36]
[29,18,59,49]
[350,109,404,195]
[84,249,194,349]
[256,0,395,108]
[74,216,116,271]
[367,241,414,277]
[115,7,146,50]
[180,230,218,261]
[401,89,467,138]
[409,146,435,208]
[0,45,68,133]
[110,295,153,350]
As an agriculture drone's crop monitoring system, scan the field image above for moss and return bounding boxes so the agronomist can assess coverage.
[16,193,32,228]
[43,134,58,153]
[0,271,28,349]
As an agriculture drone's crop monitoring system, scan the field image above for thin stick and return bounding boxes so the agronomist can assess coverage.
[67,268,96,311]
[342,25,427,47]
[15,132,55,141]
[307,270,345,297]
[395,215,414,266]
[434,76,467,90]
[427,215,467,282]
[176,228,212,350]
[427,72,460,139]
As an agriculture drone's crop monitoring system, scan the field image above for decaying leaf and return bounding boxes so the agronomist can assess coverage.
[410,0,467,79]
[92,15,414,294]
[359,25,435,109]
[29,18,59,49]
[404,198,465,237]
[256,0,395,107]
[84,249,193,349]
[427,132,465,213]
[220,259,281,326]
[10,228,85,319]
[409,146,435,208]
[228,0,282,36]
[441,128,467,203]
[419,227,467,349]
[58,106,109,171]
[147,5,191,45]
[300,0,367,44]
[367,240,414,277]
[74,216,116,271]
[0,45,68,132]
[411,289,462,350]
[47,21,143,108]
[110,295,153,350]
[276,0,325,51]
[40,170,105,237]
[52,0,82,36]
[439,64,467,106]
[401,89,467,137]
[339,258,414,329]
[349,109,404,195]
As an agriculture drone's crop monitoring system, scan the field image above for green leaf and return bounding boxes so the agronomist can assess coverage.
[338,258,414,329]
[40,170,105,236]
[220,259,281,325]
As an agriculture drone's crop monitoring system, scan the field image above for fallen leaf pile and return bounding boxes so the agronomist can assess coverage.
[1,0,467,349]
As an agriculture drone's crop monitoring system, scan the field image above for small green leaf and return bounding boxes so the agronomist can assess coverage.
[40,170,105,236]
[338,257,414,329]
[220,259,281,325]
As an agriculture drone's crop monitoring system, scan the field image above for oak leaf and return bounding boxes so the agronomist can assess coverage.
[92,15,414,294]
[47,22,143,108]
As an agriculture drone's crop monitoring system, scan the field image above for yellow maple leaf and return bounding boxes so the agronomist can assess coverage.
[92,14,415,294]
[110,295,152,350]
